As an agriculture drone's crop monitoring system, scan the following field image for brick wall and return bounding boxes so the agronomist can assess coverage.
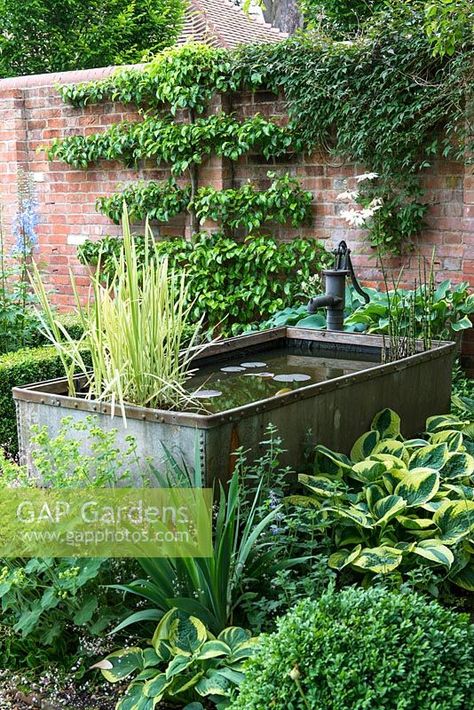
[0,67,473,366]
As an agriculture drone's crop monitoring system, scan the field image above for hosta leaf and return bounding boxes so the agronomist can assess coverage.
[116,683,153,710]
[430,430,464,452]
[413,540,454,568]
[328,545,362,570]
[404,438,429,449]
[173,671,205,695]
[352,545,403,573]
[165,654,194,679]
[325,505,373,528]
[373,439,408,463]
[197,640,230,660]
[442,484,474,500]
[372,495,406,526]
[433,499,474,544]
[299,474,345,498]
[420,499,445,512]
[143,673,170,699]
[351,460,387,484]
[439,452,474,481]
[314,445,352,475]
[449,559,474,591]
[426,414,465,433]
[371,408,401,439]
[397,516,436,530]
[91,648,144,683]
[169,615,207,656]
[365,484,386,510]
[350,430,380,463]
[371,453,408,470]
[217,627,252,652]
[195,671,231,697]
[335,526,365,546]
[408,444,448,471]
[395,468,440,506]
[286,494,320,509]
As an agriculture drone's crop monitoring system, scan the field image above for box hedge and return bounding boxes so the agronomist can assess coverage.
[0,346,68,455]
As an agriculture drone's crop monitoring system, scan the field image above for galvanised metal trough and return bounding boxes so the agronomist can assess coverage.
[13,328,456,483]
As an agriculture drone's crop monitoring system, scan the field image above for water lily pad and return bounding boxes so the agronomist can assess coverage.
[244,372,275,378]
[273,373,311,383]
[220,366,245,373]
[240,362,267,368]
[192,389,222,399]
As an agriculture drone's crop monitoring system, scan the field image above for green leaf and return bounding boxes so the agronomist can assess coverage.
[195,671,231,697]
[433,500,474,544]
[413,539,454,568]
[426,414,465,433]
[408,443,448,470]
[296,314,326,329]
[371,409,401,439]
[350,460,388,484]
[91,648,144,683]
[372,495,406,526]
[439,452,474,481]
[373,439,408,463]
[169,615,207,656]
[449,558,474,591]
[352,545,403,573]
[350,430,380,463]
[143,672,170,700]
[394,468,440,506]
[197,640,231,660]
[451,315,472,331]
[328,545,362,570]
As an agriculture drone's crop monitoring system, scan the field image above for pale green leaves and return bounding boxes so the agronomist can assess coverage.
[294,408,474,587]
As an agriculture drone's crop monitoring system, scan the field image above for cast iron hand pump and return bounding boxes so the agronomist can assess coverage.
[308,241,370,331]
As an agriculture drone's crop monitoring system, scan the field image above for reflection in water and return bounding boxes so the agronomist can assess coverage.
[188,346,378,413]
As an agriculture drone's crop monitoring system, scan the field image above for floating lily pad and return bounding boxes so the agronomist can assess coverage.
[240,362,267,368]
[220,366,245,373]
[273,373,312,383]
[192,389,223,399]
[244,372,275,378]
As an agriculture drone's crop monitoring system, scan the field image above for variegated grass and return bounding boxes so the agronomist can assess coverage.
[32,208,207,416]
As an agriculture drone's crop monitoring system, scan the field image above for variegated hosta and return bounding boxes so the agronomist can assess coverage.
[291,408,474,592]
[91,608,259,710]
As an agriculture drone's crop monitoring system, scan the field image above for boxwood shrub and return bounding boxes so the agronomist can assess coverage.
[0,346,69,455]
[232,586,474,710]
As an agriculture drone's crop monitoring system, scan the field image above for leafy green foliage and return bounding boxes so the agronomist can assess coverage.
[231,586,474,710]
[46,113,300,174]
[0,345,88,455]
[192,173,312,232]
[257,281,474,340]
[0,0,184,78]
[289,408,474,596]
[0,557,130,670]
[96,179,191,224]
[77,232,330,334]
[425,0,474,57]
[299,0,385,36]
[93,608,258,709]
[60,43,240,114]
[113,439,289,636]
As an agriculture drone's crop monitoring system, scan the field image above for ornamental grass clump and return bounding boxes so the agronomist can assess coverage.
[32,208,205,414]
[231,586,474,710]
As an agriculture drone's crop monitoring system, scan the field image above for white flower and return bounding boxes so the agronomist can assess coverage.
[336,190,359,202]
[339,209,368,227]
[355,172,379,183]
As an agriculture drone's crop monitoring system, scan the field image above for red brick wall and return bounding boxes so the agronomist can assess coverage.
[0,67,473,364]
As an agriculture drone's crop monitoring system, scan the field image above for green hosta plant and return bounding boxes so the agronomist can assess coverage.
[290,408,474,595]
[92,608,258,709]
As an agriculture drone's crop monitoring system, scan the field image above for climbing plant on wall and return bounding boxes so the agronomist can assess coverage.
[46,43,312,236]
[47,2,474,253]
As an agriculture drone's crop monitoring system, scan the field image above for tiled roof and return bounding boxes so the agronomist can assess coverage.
[177,0,287,48]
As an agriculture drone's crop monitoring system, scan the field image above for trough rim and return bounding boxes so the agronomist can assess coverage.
[12,328,456,430]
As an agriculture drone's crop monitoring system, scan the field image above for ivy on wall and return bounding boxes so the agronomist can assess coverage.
[48,2,474,253]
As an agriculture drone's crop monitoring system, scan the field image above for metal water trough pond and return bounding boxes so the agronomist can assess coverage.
[13,328,455,483]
